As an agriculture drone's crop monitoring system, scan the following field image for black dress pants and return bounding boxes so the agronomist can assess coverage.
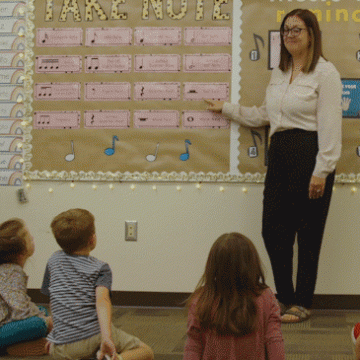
[262,129,335,308]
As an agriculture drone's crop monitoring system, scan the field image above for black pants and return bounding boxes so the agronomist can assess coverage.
[262,129,335,308]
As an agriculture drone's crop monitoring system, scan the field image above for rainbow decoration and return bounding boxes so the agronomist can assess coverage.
[12,20,26,34]
[10,87,24,102]
[9,103,24,118]
[9,155,22,170]
[12,3,25,17]
[9,137,22,152]
[10,69,24,84]
[8,171,22,186]
[9,120,23,135]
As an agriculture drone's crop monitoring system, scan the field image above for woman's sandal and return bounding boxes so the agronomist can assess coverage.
[281,305,311,323]
[278,301,289,316]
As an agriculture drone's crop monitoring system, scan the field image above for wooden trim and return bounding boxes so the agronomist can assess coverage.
[28,289,360,309]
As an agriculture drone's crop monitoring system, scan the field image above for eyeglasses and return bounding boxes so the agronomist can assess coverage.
[281,27,307,37]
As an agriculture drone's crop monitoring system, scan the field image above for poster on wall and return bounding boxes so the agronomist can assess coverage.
[22,0,239,182]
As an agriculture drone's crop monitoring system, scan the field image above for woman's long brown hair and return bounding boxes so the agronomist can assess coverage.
[187,233,268,336]
[279,9,325,73]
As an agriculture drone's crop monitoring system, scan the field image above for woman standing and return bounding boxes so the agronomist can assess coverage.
[206,9,342,323]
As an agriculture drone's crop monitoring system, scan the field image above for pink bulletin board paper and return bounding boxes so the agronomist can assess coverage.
[24,0,236,182]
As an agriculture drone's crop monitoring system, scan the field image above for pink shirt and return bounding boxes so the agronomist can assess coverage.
[183,288,285,360]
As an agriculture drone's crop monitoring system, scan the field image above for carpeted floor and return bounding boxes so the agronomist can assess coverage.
[1,306,358,359]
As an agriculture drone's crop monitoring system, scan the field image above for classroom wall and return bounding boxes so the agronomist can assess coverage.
[0,181,358,296]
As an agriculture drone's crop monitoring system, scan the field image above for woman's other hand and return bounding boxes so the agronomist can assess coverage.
[204,99,224,113]
[309,176,326,199]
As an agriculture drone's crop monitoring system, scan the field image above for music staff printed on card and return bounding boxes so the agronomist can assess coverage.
[36,28,83,47]
[35,83,81,101]
[85,28,132,46]
[184,27,232,46]
[134,27,181,46]
[85,55,131,73]
[84,111,130,129]
[133,111,180,129]
[35,56,82,74]
[33,111,80,129]
[183,54,232,73]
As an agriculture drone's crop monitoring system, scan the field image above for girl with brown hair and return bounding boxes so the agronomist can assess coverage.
[183,232,285,360]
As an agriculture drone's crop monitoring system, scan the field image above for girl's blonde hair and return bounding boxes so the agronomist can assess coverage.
[0,218,27,265]
[187,232,268,336]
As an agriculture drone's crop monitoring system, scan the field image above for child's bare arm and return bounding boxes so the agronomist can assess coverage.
[96,286,117,360]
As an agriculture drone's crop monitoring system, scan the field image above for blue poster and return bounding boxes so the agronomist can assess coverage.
[342,79,360,118]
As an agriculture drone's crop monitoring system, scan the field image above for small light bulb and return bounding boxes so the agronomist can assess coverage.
[19,158,24,163]
[48,188,53,193]
[17,143,23,149]
[109,184,114,190]
[130,184,136,190]
[351,186,357,193]
[196,183,202,189]
[25,183,31,189]
[176,185,181,191]
[219,186,225,192]
[242,187,248,193]
[18,30,24,37]
[19,53,24,58]
[152,185,157,191]
[70,183,75,188]
[92,184,97,190]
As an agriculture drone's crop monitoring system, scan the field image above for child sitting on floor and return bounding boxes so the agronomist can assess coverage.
[183,232,285,360]
[42,208,154,360]
[0,218,52,356]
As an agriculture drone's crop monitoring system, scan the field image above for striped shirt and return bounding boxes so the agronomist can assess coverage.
[41,250,112,345]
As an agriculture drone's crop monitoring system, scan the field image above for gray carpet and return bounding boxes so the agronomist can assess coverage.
[1,307,358,359]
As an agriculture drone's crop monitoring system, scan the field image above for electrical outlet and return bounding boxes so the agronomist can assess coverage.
[125,221,137,241]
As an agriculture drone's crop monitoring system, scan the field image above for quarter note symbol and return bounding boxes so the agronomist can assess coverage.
[91,114,95,125]
[65,140,75,162]
[248,130,262,158]
[180,139,192,161]
[42,33,48,43]
[104,135,119,156]
[250,34,265,61]
[146,143,160,162]
[91,33,98,44]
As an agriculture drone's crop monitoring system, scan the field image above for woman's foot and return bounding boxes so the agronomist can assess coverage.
[281,305,311,323]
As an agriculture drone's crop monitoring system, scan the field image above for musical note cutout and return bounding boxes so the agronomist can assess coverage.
[249,34,265,61]
[104,135,119,156]
[180,140,192,161]
[65,140,75,162]
[248,130,262,158]
[146,143,160,162]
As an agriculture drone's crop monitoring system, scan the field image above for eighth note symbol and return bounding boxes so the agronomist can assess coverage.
[248,130,262,158]
[104,135,119,156]
[180,139,192,161]
[250,34,265,61]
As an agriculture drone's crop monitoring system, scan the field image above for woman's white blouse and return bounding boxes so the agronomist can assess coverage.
[222,57,342,178]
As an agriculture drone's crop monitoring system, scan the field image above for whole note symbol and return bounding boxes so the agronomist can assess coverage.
[180,139,192,161]
[146,143,160,162]
[104,135,119,156]
[248,130,262,158]
[65,140,75,162]
[250,34,265,61]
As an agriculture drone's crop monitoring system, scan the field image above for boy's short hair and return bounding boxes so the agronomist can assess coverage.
[51,209,95,254]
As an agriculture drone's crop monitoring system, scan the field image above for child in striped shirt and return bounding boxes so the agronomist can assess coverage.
[41,208,153,360]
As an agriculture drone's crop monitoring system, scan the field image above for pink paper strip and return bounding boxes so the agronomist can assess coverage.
[133,111,179,129]
[183,54,232,73]
[33,111,80,129]
[184,27,232,46]
[85,28,132,46]
[134,54,180,73]
[34,83,81,101]
[85,55,131,73]
[182,111,230,129]
[183,83,229,101]
[134,82,180,101]
[35,56,82,74]
[84,110,130,129]
[134,27,181,46]
[84,83,131,101]
[36,28,83,47]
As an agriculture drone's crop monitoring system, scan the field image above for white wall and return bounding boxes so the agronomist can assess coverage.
[0,181,358,295]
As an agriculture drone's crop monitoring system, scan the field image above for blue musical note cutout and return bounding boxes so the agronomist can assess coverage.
[104,135,119,156]
[180,139,192,161]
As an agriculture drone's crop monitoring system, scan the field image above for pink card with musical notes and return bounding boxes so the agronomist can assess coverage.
[35,56,82,74]
[183,83,229,101]
[134,55,180,73]
[84,111,130,129]
[34,83,81,101]
[0,120,22,135]
[184,27,232,46]
[133,111,179,129]
[182,111,230,129]
[84,83,131,101]
[134,27,181,46]
[85,28,132,46]
[33,111,80,129]
[134,82,180,101]
[36,28,83,47]
[183,54,232,73]
[85,55,131,73]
